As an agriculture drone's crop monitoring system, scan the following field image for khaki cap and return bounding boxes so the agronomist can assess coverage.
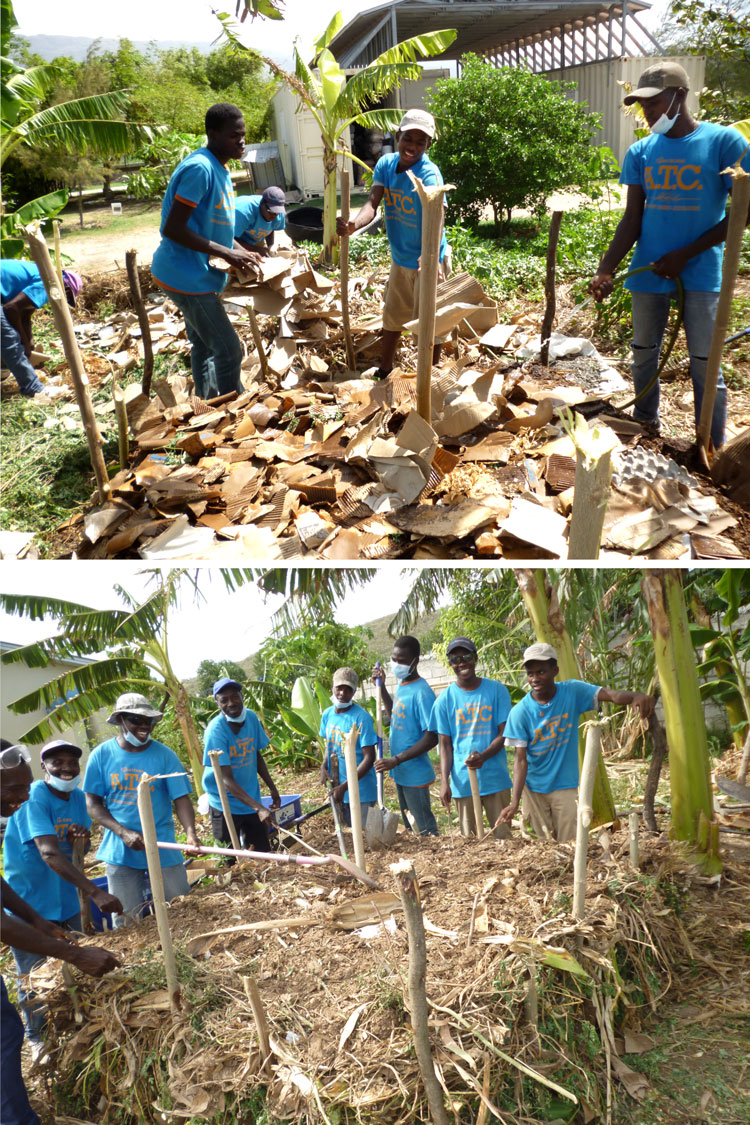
[523,643,558,664]
[623,62,690,105]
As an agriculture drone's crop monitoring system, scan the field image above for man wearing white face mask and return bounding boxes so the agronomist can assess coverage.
[590,62,750,447]
[84,693,201,927]
[202,678,281,858]
[319,668,377,826]
[3,740,122,1052]
[372,636,439,836]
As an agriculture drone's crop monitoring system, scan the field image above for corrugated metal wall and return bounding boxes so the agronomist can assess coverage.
[544,55,706,166]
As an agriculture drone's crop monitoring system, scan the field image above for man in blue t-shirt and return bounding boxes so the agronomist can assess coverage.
[1,260,81,399]
[235,186,286,256]
[372,635,439,836]
[151,103,257,399]
[336,108,448,379]
[202,677,280,858]
[3,740,121,1052]
[500,643,655,842]
[590,62,750,447]
[84,693,201,927]
[429,637,513,840]
[319,668,377,827]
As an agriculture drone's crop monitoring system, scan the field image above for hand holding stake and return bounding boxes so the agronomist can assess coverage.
[137,775,181,1013]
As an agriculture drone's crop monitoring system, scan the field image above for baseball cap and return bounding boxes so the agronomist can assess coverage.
[623,62,690,105]
[523,643,558,664]
[213,677,243,696]
[107,693,163,724]
[333,667,359,689]
[398,108,436,138]
[41,739,82,760]
[61,270,82,307]
[446,637,478,656]
[261,186,286,214]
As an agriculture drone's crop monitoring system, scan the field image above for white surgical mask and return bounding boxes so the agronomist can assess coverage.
[224,705,247,724]
[390,660,413,680]
[123,728,151,747]
[650,92,679,135]
[331,694,353,710]
[45,773,81,792]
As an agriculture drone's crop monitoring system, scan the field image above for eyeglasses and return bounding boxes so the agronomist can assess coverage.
[0,745,31,769]
[448,653,476,666]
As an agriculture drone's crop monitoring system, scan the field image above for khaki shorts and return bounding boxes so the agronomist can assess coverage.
[455,789,512,840]
[522,787,578,843]
[382,262,448,342]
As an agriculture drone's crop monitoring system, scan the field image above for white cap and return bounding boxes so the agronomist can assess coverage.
[523,643,558,664]
[398,108,435,138]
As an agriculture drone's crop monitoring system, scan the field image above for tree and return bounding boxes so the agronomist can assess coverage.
[195,659,249,698]
[217,9,456,264]
[254,621,377,691]
[428,54,600,231]
[661,0,750,122]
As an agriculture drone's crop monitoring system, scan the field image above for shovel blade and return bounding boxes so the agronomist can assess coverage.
[365,804,385,848]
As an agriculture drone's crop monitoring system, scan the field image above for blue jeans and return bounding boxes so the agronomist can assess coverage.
[1,976,40,1125]
[106,863,190,929]
[11,912,81,1043]
[167,289,243,400]
[396,783,439,836]
[631,289,726,447]
[0,308,43,396]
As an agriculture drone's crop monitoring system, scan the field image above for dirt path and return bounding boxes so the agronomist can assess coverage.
[58,202,162,274]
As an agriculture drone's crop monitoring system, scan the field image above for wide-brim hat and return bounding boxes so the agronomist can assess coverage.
[107,693,163,725]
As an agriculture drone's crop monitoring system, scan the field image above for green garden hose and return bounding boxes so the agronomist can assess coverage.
[609,265,685,411]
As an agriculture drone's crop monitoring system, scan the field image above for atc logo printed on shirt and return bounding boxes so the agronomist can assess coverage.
[645,158,702,213]
[228,737,257,766]
[383,186,418,230]
[528,712,574,760]
[391,695,408,732]
[211,186,235,231]
[108,768,152,803]
[455,702,494,739]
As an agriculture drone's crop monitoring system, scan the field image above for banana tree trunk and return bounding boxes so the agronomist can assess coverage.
[321,141,339,268]
[642,570,721,874]
[515,569,616,828]
[172,682,204,797]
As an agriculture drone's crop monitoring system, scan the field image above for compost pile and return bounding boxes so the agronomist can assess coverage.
[29,825,750,1124]
[45,245,749,560]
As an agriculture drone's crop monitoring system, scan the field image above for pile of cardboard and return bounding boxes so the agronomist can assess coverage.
[63,247,745,560]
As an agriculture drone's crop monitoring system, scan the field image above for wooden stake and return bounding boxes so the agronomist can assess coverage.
[390,860,450,1125]
[738,726,750,786]
[72,838,93,933]
[340,168,356,372]
[242,976,271,1073]
[24,222,110,503]
[643,712,668,833]
[247,303,269,382]
[125,249,154,396]
[540,210,563,367]
[565,408,619,560]
[406,171,454,423]
[573,722,601,920]
[698,163,750,456]
[629,811,640,870]
[208,750,241,851]
[467,765,484,840]
[136,775,181,1013]
[113,379,129,470]
[342,723,366,874]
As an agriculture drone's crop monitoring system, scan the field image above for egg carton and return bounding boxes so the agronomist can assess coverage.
[612,448,700,491]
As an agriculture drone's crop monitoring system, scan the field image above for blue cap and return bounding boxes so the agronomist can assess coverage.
[213,677,242,697]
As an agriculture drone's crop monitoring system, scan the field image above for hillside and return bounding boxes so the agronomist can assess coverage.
[20,35,213,61]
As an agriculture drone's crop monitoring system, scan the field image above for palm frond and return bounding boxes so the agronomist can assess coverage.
[5,64,59,105]
[388,569,453,637]
[5,656,157,717]
[371,29,457,68]
[339,107,403,136]
[13,114,159,160]
[335,62,424,119]
[257,567,377,634]
[0,592,98,622]
[312,9,344,55]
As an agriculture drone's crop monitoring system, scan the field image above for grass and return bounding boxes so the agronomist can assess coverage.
[58,199,161,240]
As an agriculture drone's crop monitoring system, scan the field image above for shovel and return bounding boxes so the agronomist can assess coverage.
[365,671,400,848]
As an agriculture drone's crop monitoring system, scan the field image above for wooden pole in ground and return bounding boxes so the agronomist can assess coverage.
[113,379,129,470]
[208,750,241,851]
[24,222,110,503]
[342,723,366,874]
[629,810,640,870]
[340,167,356,372]
[573,722,601,920]
[136,775,181,1014]
[247,301,269,383]
[125,249,154,396]
[738,727,750,786]
[565,407,619,560]
[71,838,93,933]
[407,171,454,423]
[698,164,750,457]
[540,210,563,367]
[242,976,271,1075]
[467,765,484,840]
[390,859,450,1125]
[52,220,65,292]
[643,712,668,833]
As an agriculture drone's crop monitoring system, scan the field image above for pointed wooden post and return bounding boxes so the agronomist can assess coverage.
[564,408,619,559]
[208,750,241,851]
[125,249,154,396]
[340,168,356,372]
[573,722,601,920]
[467,764,484,840]
[25,222,110,503]
[406,172,454,422]
[137,775,181,1014]
[342,723,366,874]
[540,210,563,366]
[247,302,269,383]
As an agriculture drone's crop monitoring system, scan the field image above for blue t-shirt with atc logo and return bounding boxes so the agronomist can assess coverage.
[83,738,192,869]
[503,680,601,793]
[202,709,270,816]
[320,703,377,804]
[388,677,436,787]
[151,147,235,294]
[2,781,91,922]
[621,122,750,293]
[429,679,512,799]
[234,195,286,246]
[372,152,447,270]
[1,260,49,308]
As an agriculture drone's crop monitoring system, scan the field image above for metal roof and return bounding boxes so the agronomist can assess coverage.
[329,1,656,67]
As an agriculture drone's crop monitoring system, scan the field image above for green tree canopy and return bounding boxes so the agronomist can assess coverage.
[254,622,377,693]
[195,658,250,698]
[428,54,601,231]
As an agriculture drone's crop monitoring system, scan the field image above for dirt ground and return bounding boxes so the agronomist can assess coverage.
[58,202,162,273]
